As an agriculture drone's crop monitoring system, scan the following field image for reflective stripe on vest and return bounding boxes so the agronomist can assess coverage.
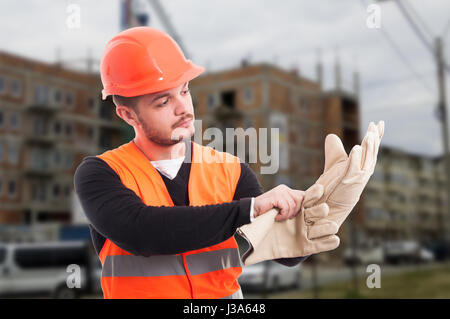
[102,248,242,278]
[96,141,243,299]
[222,289,243,299]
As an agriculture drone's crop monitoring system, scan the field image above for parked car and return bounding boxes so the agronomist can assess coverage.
[384,240,434,264]
[239,260,302,293]
[426,240,450,261]
[344,245,384,266]
[0,241,102,298]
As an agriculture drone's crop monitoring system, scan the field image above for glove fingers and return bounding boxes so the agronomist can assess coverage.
[303,183,324,207]
[310,234,340,253]
[308,219,338,240]
[362,132,376,171]
[360,122,376,168]
[377,120,385,139]
[324,134,348,172]
[343,145,362,184]
[369,121,383,172]
[304,203,329,224]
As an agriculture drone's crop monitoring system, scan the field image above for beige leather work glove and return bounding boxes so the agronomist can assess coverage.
[304,121,384,228]
[237,183,340,266]
[237,121,384,266]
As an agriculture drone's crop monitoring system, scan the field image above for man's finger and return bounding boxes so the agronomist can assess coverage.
[287,190,304,219]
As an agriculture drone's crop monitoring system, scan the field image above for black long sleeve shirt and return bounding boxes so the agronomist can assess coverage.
[73,142,305,266]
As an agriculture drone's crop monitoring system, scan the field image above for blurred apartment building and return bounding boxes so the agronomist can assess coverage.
[0,51,122,241]
[364,146,447,245]
[190,60,361,245]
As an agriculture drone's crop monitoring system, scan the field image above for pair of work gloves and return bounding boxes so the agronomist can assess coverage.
[237,121,385,266]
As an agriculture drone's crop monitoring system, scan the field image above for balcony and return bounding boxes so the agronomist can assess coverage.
[23,165,54,178]
[22,201,69,213]
[25,103,59,115]
[25,133,56,147]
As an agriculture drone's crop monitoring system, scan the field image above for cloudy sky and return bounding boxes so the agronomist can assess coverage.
[1,0,450,157]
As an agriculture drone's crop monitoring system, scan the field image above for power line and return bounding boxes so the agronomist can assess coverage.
[360,0,435,94]
[402,0,435,39]
[394,0,450,76]
[394,0,434,54]
[365,71,436,88]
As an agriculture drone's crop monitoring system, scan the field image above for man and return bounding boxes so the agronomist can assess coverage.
[74,27,323,299]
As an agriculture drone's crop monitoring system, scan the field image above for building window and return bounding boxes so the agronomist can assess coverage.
[207,94,217,109]
[299,96,310,112]
[88,97,96,112]
[8,143,19,164]
[33,117,43,135]
[8,179,16,197]
[244,118,253,129]
[54,149,61,167]
[0,142,3,162]
[65,123,72,136]
[37,184,46,202]
[10,79,22,97]
[87,126,94,139]
[0,110,3,127]
[65,92,74,107]
[64,185,71,198]
[54,89,62,105]
[54,121,61,135]
[9,111,19,129]
[53,183,60,197]
[221,90,236,109]
[65,151,72,169]
[0,76,5,94]
[243,87,253,104]
[31,183,38,201]
[0,175,2,196]
[34,84,49,104]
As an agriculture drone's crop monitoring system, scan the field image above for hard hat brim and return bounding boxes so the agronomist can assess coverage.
[102,62,205,100]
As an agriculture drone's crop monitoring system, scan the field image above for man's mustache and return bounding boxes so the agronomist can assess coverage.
[173,115,194,128]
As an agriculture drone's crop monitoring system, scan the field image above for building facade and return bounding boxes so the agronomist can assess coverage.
[364,146,447,245]
[0,51,122,241]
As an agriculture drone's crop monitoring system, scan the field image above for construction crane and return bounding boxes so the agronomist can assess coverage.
[121,0,190,58]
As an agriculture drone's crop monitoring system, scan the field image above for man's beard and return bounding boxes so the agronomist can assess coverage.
[138,115,193,146]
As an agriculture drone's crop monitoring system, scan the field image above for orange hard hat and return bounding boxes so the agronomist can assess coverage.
[100,27,204,100]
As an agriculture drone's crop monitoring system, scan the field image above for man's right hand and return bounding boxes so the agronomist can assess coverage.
[253,184,305,222]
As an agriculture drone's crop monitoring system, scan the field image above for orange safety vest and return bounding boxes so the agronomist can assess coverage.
[96,141,244,299]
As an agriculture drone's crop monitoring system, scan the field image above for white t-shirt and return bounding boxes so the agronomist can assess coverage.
[150,157,256,221]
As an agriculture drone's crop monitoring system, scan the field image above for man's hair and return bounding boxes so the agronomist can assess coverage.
[112,94,143,113]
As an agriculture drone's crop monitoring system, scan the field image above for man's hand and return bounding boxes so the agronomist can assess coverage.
[253,184,304,221]
[238,183,339,266]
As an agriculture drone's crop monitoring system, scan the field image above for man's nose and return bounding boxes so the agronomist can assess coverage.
[173,95,189,115]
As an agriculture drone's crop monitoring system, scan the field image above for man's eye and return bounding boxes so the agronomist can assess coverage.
[159,99,169,106]
[182,89,190,95]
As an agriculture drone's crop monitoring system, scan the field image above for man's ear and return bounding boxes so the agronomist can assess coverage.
[116,105,139,127]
